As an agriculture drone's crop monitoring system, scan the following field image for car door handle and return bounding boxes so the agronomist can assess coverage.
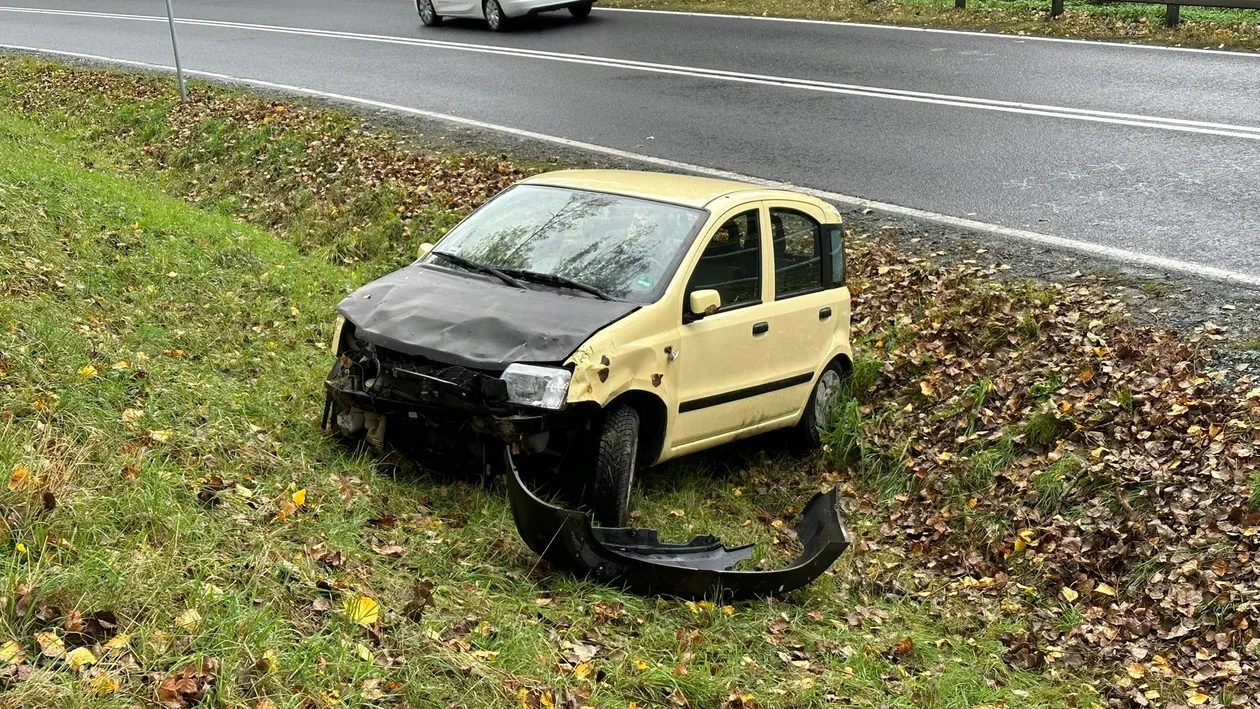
[752,322,769,335]
[819,307,832,320]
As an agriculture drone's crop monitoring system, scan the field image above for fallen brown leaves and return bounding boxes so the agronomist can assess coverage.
[156,657,218,708]
[843,234,1260,706]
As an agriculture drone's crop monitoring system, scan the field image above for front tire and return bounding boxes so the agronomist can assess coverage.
[484,0,510,31]
[417,0,443,26]
[795,360,846,447]
[592,404,639,527]
[569,2,593,17]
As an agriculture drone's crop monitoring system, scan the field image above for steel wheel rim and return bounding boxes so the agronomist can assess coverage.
[486,1,500,26]
[420,0,434,21]
[814,369,842,427]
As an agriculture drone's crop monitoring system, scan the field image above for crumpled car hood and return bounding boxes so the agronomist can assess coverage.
[337,264,640,371]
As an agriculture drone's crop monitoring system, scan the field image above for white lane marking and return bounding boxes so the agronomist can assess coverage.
[4,43,1259,289]
[3,6,1260,140]
[600,7,1260,60]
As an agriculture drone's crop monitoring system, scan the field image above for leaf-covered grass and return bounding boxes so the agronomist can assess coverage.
[7,56,1260,708]
[605,0,1260,52]
[0,58,1102,708]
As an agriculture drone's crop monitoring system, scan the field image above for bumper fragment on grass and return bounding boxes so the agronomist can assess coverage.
[504,448,851,600]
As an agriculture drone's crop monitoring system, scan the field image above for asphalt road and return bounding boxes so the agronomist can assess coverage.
[3,0,1259,279]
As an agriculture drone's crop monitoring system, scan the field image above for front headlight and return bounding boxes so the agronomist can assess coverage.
[500,364,571,410]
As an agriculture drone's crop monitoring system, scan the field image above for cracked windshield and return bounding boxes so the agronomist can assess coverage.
[432,185,704,302]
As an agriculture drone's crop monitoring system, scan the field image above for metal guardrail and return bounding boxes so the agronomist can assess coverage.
[953,0,1260,26]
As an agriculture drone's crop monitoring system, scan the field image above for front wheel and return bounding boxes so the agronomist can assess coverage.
[484,0,510,31]
[591,404,639,527]
[417,0,443,26]
[569,2,593,17]
[794,361,846,447]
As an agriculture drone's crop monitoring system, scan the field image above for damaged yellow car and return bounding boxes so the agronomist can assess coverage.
[325,170,852,528]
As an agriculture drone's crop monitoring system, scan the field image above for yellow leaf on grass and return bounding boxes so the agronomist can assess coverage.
[1096,583,1117,597]
[7,466,29,491]
[292,488,307,507]
[1126,662,1146,679]
[78,365,98,378]
[355,643,373,662]
[35,631,64,658]
[344,595,380,627]
[175,608,203,631]
[721,605,735,616]
[0,640,25,665]
[148,429,173,443]
[1188,691,1210,705]
[540,692,555,709]
[65,646,96,671]
[573,662,592,679]
[90,672,120,696]
[634,659,649,671]
[104,633,130,652]
[121,408,144,424]
[1060,587,1079,602]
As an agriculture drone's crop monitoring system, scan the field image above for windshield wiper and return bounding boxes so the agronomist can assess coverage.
[430,251,525,290]
[503,269,616,301]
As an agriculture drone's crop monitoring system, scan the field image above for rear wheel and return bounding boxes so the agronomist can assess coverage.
[794,360,846,447]
[569,2,593,17]
[417,0,443,26]
[592,404,639,527]
[484,0,510,31]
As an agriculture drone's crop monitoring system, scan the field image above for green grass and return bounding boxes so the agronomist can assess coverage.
[1023,409,1068,448]
[606,0,1260,52]
[0,79,1098,707]
[1033,455,1084,514]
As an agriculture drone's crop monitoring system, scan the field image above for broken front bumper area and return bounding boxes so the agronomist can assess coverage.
[504,449,852,600]
[323,340,555,447]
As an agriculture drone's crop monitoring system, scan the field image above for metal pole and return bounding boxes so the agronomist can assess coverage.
[164,0,187,103]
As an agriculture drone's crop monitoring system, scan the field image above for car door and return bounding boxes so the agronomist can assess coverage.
[765,202,847,420]
[433,0,475,16]
[670,204,801,450]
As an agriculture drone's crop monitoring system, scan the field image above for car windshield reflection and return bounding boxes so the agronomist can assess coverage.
[429,185,705,303]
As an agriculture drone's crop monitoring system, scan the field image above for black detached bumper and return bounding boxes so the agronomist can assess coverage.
[504,448,851,600]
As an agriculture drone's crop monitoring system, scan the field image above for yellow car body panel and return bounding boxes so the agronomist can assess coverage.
[560,175,852,465]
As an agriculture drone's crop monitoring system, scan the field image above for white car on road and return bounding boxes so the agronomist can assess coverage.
[417,0,594,31]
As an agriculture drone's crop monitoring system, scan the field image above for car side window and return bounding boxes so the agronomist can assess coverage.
[770,208,823,297]
[686,210,762,311]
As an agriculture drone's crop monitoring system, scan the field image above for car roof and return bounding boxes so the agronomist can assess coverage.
[519,169,821,210]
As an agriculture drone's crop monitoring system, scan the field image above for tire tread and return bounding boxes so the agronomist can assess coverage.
[593,405,639,527]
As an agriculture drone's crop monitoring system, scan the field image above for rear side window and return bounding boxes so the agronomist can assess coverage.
[686,210,762,310]
[770,209,823,297]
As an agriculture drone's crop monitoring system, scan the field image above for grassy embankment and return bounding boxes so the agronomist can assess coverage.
[3,57,1259,708]
[605,0,1260,52]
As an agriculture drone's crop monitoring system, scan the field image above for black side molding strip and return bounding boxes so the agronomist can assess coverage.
[679,372,814,413]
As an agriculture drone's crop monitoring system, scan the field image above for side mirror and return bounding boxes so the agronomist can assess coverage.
[417,242,435,260]
[688,289,722,319]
